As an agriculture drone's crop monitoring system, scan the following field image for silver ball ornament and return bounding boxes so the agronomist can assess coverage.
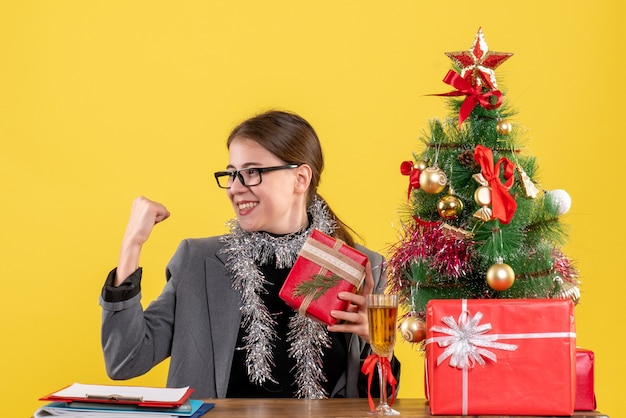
[546,189,572,215]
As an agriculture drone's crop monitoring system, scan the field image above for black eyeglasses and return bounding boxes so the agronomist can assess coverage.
[214,164,301,189]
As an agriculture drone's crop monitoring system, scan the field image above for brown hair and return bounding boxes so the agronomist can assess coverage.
[227,110,357,246]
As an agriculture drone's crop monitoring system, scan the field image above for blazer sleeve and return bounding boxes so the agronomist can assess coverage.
[99,240,192,380]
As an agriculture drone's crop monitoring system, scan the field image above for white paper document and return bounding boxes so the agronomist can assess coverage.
[50,383,190,403]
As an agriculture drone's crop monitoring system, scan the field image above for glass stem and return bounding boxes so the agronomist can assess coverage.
[377,358,388,408]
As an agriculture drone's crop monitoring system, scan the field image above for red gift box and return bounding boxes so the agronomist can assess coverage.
[575,348,597,411]
[425,299,576,416]
[279,229,367,326]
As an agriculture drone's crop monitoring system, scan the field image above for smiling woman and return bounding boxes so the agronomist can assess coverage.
[98,110,401,400]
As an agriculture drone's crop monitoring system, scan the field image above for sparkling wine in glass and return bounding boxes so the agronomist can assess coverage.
[366,293,399,416]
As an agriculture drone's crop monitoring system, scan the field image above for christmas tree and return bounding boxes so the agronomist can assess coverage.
[387,28,580,344]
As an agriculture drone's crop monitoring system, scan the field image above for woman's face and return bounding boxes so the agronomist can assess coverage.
[226,137,310,234]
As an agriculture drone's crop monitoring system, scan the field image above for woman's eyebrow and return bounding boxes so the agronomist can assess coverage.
[225,162,264,170]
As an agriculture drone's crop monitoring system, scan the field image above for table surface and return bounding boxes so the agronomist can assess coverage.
[200,398,608,417]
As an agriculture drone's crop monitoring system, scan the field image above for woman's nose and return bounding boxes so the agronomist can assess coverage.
[229,173,248,192]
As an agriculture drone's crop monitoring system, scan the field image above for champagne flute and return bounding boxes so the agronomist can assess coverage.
[366,293,399,416]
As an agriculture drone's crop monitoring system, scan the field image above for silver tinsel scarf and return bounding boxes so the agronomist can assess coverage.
[220,197,336,399]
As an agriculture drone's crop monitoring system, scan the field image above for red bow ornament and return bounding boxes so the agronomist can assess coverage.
[400,161,422,201]
[361,354,397,411]
[433,70,503,128]
[472,144,517,224]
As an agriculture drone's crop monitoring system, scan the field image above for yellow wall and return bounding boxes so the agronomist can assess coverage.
[2,1,623,417]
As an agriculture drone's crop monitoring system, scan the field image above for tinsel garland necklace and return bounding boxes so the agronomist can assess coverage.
[220,197,336,399]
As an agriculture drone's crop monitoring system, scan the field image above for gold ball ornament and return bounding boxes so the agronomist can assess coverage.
[496,119,512,135]
[437,194,464,219]
[419,166,448,194]
[555,281,581,305]
[414,160,428,171]
[400,315,427,343]
[486,262,515,291]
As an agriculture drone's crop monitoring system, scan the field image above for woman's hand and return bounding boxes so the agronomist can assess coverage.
[122,196,170,246]
[115,196,170,286]
[327,261,375,341]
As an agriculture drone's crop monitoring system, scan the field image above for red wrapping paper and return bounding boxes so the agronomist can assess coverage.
[575,348,597,411]
[425,299,576,416]
[279,229,367,326]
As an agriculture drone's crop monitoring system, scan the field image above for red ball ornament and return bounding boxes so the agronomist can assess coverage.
[486,261,515,291]
[400,315,427,343]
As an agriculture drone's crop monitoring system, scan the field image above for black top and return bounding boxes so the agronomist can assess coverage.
[226,259,348,397]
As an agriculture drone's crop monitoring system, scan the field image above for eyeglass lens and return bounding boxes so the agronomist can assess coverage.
[225,169,261,188]
[214,164,300,189]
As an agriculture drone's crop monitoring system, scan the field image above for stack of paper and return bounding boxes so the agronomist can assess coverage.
[35,383,213,418]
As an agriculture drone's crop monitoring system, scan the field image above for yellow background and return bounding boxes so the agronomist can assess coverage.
[1,1,623,417]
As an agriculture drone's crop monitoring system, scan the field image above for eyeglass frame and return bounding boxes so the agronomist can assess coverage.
[213,163,302,189]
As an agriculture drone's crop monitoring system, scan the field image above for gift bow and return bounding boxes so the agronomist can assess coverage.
[361,354,397,411]
[432,70,503,128]
[473,144,517,224]
[400,161,421,201]
[429,309,518,369]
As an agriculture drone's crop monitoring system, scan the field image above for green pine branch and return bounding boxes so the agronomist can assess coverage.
[293,273,342,300]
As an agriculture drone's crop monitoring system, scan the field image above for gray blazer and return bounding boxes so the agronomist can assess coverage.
[100,236,386,399]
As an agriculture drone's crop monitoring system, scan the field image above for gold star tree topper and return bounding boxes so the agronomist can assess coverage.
[445,27,513,90]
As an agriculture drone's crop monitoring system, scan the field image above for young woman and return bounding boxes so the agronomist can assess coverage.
[100,110,400,399]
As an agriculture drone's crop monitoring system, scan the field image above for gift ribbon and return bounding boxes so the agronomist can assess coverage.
[431,70,503,128]
[297,238,365,318]
[361,354,397,411]
[428,305,519,369]
[400,161,421,201]
[473,144,517,224]
[425,299,577,415]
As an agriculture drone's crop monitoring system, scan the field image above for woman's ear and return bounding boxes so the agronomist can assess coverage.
[294,164,313,195]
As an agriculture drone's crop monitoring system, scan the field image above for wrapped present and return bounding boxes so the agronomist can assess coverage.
[575,348,597,411]
[425,299,576,416]
[279,229,367,326]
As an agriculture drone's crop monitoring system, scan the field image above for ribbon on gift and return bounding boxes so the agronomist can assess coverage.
[425,299,577,415]
[361,354,397,411]
[430,70,503,128]
[473,144,517,224]
[296,237,365,317]
[400,160,421,201]
[428,306,519,369]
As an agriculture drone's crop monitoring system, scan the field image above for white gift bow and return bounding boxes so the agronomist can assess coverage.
[429,307,518,369]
